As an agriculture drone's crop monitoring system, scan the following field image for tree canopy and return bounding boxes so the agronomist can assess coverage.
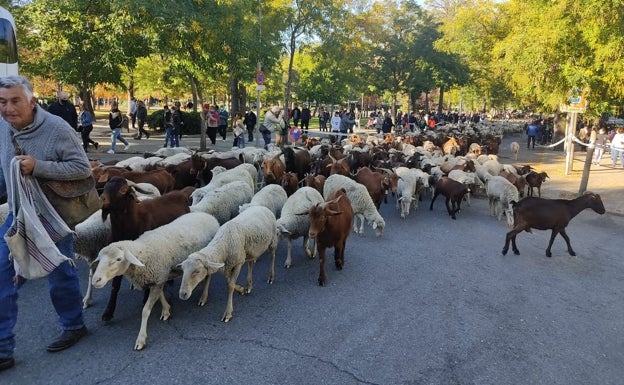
[7,0,624,118]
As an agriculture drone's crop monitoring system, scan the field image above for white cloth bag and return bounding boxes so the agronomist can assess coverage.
[3,158,73,279]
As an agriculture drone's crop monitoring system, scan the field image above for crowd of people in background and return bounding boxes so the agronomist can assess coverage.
[31,91,624,168]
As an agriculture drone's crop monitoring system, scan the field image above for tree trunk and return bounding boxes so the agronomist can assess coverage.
[230,75,240,116]
[437,85,444,115]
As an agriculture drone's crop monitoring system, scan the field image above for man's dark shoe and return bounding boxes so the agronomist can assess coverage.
[46,326,87,353]
[0,357,15,371]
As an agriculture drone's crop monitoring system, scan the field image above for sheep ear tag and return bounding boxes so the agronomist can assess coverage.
[124,249,145,267]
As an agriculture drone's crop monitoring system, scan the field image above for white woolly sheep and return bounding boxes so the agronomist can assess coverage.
[323,174,385,237]
[190,181,253,225]
[178,206,278,322]
[510,141,520,161]
[91,212,220,350]
[486,175,520,227]
[239,184,288,219]
[277,187,324,268]
[72,182,161,309]
[190,164,255,205]
[151,147,193,157]
[394,167,417,219]
[447,169,485,206]
[482,158,503,176]
[114,156,163,172]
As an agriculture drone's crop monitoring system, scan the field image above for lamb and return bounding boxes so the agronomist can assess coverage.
[429,177,469,220]
[91,212,220,350]
[239,184,288,219]
[486,175,520,227]
[178,206,278,322]
[323,174,385,237]
[502,192,605,257]
[510,141,520,160]
[190,181,253,225]
[277,187,324,268]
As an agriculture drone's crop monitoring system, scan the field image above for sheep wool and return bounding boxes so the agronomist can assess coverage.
[277,186,324,268]
[190,180,253,225]
[239,183,288,219]
[179,206,279,323]
[91,212,220,350]
[323,174,385,237]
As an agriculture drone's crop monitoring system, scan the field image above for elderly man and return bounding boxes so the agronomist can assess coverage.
[47,90,78,131]
[0,76,90,372]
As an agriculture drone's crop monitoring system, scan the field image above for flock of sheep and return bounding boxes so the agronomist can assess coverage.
[1,119,562,351]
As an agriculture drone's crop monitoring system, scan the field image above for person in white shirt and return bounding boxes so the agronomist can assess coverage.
[330,111,341,133]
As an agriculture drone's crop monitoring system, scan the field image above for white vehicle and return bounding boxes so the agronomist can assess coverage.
[0,7,18,76]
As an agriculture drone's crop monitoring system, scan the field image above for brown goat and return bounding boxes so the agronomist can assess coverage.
[326,154,351,176]
[262,156,286,185]
[281,171,299,196]
[502,193,605,258]
[189,153,242,186]
[307,188,353,286]
[354,167,394,209]
[282,146,311,180]
[98,176,190,322]
[429,177,469,220]
[303,173,326,195]
[525,171,549,197]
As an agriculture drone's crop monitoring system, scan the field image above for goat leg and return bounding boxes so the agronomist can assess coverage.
[101,275,123,323]
[559,229,576,256]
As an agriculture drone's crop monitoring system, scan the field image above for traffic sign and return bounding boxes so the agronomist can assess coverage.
[288,126,301,142]
[255,70,265,85]
[256,85,265,91]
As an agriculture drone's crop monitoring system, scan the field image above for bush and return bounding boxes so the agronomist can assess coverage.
[147,109,202,135]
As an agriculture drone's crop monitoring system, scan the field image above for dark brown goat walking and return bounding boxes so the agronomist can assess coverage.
[307,188,353,286]
[429,177,469,220]
[98,176,190,322]
[502,193,605,258]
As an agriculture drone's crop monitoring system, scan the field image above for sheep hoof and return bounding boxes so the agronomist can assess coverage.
[502,248,508,256]
[267,278,274,284]
[134,340,146,351]
[513,249,520,255]
[198,299,207,307]
[318,278,325,286]
[222,314,232,323]
[545,252,552,258]
[568,250,576,257]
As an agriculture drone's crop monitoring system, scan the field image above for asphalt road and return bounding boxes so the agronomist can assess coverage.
[4,184,623,384]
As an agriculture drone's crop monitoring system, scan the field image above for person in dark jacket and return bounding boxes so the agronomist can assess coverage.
[47,91,78,130]
[135,100,149,140]
[243,106,257,142]
[300,104,311,134]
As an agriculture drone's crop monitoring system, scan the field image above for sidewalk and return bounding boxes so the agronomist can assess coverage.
[87,122,624,216]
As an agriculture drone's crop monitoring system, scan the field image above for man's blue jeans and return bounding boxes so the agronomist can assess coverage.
[0,214,85,359]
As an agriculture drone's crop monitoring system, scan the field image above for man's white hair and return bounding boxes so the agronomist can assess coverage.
[0,75,34,101]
